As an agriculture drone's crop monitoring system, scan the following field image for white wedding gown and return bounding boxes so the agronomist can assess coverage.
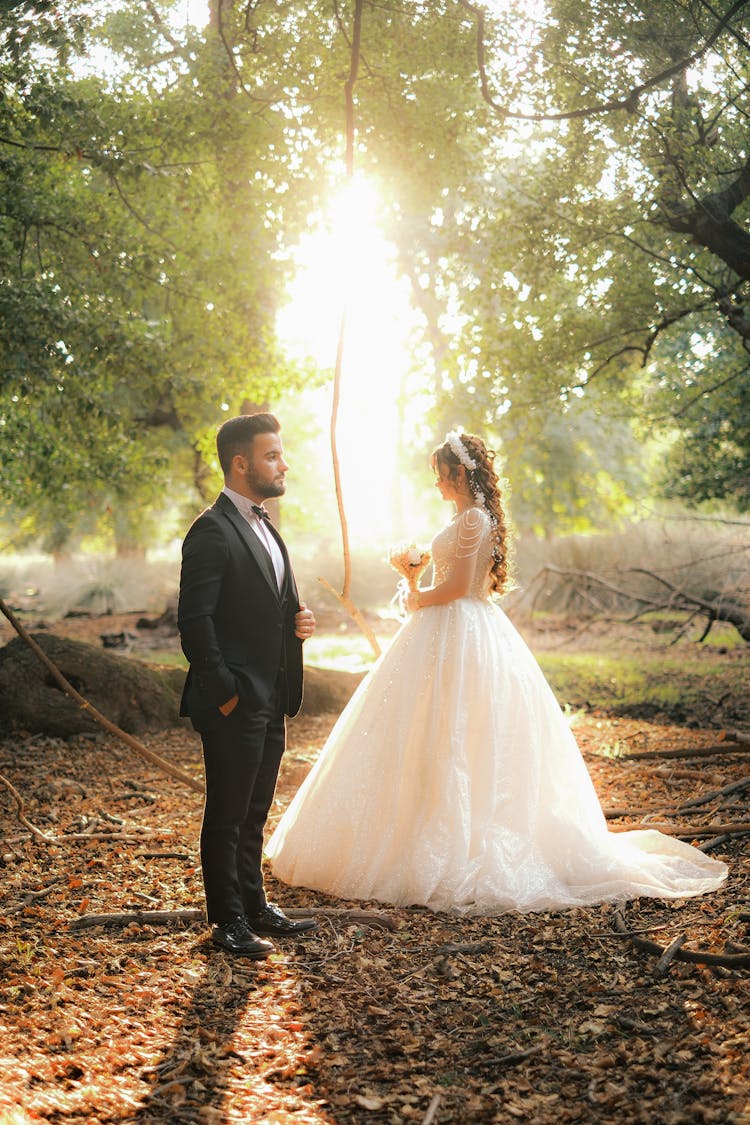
[268,508,727,914]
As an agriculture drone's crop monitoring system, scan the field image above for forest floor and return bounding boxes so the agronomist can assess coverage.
[0,613,749,1125]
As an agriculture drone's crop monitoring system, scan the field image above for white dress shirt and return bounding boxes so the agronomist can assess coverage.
[222,486,285,592]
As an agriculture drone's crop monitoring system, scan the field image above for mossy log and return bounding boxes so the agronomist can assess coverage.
[0,633,363,737]
[0,633,186,736]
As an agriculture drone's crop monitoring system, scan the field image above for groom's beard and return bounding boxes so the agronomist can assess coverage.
[244,466,286,500]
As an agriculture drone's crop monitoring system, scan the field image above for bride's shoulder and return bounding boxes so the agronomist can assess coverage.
[457,505,492,529]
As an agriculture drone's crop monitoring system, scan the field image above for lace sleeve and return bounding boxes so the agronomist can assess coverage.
[455,507,489,559]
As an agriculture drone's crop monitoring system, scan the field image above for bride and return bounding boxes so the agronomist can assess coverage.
[267,431,727,914]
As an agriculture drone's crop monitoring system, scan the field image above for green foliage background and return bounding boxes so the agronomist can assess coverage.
[1,0,748,553]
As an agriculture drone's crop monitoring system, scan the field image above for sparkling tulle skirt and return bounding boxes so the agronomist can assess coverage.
[267,598,727,914]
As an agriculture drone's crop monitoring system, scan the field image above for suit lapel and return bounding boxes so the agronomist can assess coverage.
[216,494,281,602]
[266,519,295,601]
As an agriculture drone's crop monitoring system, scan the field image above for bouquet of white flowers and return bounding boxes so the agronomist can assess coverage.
[388,543,431,593]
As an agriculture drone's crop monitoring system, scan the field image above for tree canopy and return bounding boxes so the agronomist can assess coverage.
[362,0,750,515]
[1,0,748,552]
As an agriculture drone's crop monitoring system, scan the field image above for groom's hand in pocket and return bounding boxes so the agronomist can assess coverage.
[219,694,239,716]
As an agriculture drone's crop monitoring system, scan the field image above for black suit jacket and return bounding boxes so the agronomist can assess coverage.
[177,492,304,730]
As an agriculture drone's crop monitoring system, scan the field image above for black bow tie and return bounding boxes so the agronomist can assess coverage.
[251,504,270,521]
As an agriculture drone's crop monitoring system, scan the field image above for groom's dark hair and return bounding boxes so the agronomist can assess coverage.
[217,412,280,476]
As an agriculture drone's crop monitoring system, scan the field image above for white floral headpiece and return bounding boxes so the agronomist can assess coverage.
[446,430,476,471]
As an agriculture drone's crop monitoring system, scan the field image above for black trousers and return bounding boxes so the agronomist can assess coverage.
[199,682,286,924]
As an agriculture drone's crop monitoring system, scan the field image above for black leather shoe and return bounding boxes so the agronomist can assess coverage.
[211,916,274,959]
[246,902,317,937]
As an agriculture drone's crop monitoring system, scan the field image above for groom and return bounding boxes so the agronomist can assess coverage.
[178,412,316,958]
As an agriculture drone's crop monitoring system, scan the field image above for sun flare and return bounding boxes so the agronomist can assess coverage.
[277,176,420,542]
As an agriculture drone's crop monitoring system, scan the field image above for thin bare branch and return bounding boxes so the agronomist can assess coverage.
[343,0,364,177]
[459,0,750,123]
[672,361,750,417]
[322,0,380,660]
[0,595,203,794]
[143,0,188,55]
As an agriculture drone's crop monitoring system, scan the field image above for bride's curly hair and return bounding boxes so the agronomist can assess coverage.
[431,432,512,595]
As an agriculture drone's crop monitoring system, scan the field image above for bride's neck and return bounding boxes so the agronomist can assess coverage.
[454,497,474,514]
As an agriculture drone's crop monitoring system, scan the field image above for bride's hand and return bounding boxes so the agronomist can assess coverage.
[405,589,421,613]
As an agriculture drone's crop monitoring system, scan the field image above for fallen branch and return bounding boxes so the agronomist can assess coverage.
[653,765,723,781]
[679,776,750,812]
[724,941,750,955]
[604,806,674,819]
[0,771,57,842]
[285,906,397,930]
[608,820,750,838]
[4,879,62,915]
[69,908,203,931]
[621,743,748,761]
[492,1043,546,1067]
[698,834,731,853]
[613,907,750,969]
[0,595,203,794]
[532,563,750,643]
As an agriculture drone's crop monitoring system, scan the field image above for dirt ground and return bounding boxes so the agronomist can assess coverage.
[0,614,749,1124]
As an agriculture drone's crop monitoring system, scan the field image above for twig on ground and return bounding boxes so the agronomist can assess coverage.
[591,922,673,937]
[604,806,674,819]
[284,906,398,930]
[4,879,62,915]
[653,765,724,781]
[436,941,495,955]
[613,907,750,969]
[654,933,687,977]
[493,1043,546,1066]
[420,1093,442,1125]
[614,1013,659,1036]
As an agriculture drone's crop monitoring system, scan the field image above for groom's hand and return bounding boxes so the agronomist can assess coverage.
[295,603,316,641]
[219,694,239,716]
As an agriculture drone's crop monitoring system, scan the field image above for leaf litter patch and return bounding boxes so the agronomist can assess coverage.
[0,713,748,1124]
